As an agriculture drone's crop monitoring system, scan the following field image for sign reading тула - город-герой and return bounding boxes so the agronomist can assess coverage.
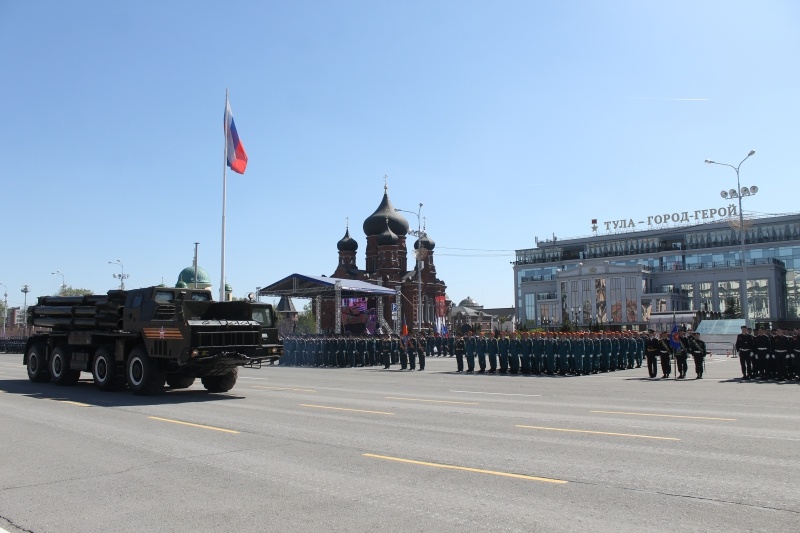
[596,204,739,233]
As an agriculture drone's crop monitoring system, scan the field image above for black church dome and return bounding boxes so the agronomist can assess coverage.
[414,234,435,251]
[363,190,409,237]
[337,228,358,252]
[376,218,399,246]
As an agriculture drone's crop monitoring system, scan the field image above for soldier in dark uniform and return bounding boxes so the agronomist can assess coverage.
[487,332,498,373]
[531,332,543,375]
[658,331,672,379]
[645,330,659,378]
[772,328,792,380]
[398,335,408,370]
[476,332,487,373]
[406,335,417,370]
[416,334,426,370]
[674,330,690,379]
[425,332,435,359]
[735,325,754,379]
[336,334,346,367]
[435,333,443,358]
[689,332,706,378]
[520,332,532,375]
[391,334,400,366]
[793,329,800,380]
[753,327,771,379]
[447,333,455,357]
[454,334,466,372]
[379,334,390,369]
[464,331,476,373]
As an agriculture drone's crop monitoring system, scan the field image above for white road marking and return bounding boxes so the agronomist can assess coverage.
[450,390,542,397]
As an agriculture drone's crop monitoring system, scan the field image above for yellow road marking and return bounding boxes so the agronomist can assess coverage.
[516,425,680,441]
[148,416,240,434]
[385,396,478,405]
[591,410,736,421]
[54,400,91,407]
[253,385,317,393]
[363,454,567,484]
[300,404,394,415]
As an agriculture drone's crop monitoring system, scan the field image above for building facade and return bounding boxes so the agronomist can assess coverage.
[514,213,800,330]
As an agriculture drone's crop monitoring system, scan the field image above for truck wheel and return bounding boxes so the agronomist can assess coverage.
[201,368,238,393]
[50,346,81,386]
[93,347,121,391]
[126,346,164,395]
[26,343,50,383]
[166,375,195,389]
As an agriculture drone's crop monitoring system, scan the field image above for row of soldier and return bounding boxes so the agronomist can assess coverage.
[735,325,800,380]
[282,330,705,378]
[280,333,429,370]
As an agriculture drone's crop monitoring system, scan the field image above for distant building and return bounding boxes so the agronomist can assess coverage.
[513,212,800,331]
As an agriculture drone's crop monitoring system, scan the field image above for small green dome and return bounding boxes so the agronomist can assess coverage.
[176,280,188,288]
[224,283,232,292]
[177,266,212,289]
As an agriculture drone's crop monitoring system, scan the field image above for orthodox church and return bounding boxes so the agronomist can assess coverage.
[317,185,448,334]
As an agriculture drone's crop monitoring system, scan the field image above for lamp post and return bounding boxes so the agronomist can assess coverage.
[21,284,30,337]
[705,150,757,326]
[396,203,424,334]
[51,270,66,293]
[0,282,7,338]
[108,259,129,290]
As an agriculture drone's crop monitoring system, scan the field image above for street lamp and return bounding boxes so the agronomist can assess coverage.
[21,284,30,337]
[51,270,66,293]
[108,259,129,290]
[396,203,424,334]
[0,282,7,338]
[705,150,757,326]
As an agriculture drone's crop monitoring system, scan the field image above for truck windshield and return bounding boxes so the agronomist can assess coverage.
[251,308,274,327]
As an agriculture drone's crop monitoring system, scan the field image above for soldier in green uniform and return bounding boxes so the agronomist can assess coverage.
[465,331,476,373]
[498,332,510,374]
[508,333,520,375]
[477,332,488,373]
[487,332,498,373]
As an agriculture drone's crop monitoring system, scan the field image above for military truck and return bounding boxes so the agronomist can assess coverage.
[24,286,282,395]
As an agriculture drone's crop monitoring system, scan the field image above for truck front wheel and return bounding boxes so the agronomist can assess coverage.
[166,375,195,389]
[93,347,121,391]
[201,368,238,393]
[50,346,80,386]
[26,343,50,383]
[126,346,164,395]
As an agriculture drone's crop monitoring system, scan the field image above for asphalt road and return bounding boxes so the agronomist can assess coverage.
[0,352,798,533]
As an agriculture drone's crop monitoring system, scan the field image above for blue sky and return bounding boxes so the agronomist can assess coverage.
[1,1,798,311]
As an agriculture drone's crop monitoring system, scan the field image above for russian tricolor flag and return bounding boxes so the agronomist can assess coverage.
[224,100,248,174]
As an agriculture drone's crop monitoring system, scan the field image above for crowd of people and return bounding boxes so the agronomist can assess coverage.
[735,325,800,381]
[278,329,713,379]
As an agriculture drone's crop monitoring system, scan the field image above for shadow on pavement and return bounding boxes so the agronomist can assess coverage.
[0,378,245,407]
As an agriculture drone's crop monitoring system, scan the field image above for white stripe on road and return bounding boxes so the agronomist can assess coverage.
[450,390,542,397]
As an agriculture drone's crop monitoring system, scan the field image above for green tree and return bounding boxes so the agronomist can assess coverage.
[295,302,317,334]
[56,285,93,297]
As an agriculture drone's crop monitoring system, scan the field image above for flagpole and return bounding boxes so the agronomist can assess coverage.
[220,89,228,302]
